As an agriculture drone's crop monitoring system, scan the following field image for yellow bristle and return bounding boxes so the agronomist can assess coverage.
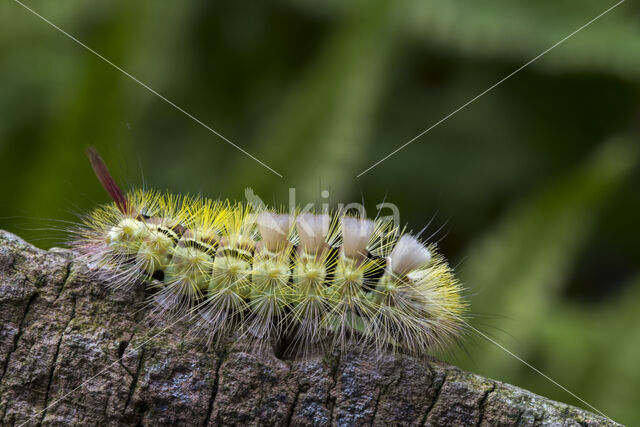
[72,186,467,357]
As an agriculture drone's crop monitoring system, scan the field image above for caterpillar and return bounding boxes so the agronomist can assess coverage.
[71,148,467,357]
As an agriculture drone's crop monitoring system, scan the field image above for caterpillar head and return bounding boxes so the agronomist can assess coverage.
[136,227,176,274]
[105,218,149,255]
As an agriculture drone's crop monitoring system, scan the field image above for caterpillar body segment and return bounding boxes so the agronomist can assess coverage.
[72,150,467,356]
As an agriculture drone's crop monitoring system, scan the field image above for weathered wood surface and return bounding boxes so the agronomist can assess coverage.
[0,230,618,426]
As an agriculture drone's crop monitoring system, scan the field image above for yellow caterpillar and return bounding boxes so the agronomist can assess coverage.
[71,148,467,356]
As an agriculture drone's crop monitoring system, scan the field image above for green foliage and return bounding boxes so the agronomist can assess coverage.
[238,0,401,201]
[455,137,638,412]
[296,0,640,78]
[1,0,638,423]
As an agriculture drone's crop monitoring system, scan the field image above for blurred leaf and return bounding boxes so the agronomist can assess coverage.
[1,2,639,421]
[588,275,640,424]
[292,0,640,79]
[0,2,194,245]
[457,136,638,379]
[526,274,640,424]
[229,0,402,201]
[405,0,640,79]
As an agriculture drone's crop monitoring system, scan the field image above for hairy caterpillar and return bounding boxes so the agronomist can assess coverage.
[71,148,466,357]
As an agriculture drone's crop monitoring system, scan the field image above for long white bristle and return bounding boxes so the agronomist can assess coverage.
[341,217,374,259]
[257,212,291,252]
[388,234,431,276]
[296,213,330,253]
[78,151,467,357]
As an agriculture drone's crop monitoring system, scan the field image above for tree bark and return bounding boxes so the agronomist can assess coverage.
[0,230,618,426]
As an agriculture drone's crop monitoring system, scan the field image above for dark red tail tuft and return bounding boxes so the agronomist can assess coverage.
[86,147,130,215]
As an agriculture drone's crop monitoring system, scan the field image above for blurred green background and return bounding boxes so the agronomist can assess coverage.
[1,0,639,423]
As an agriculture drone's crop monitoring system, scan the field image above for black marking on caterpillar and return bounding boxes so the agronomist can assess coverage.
[70,148,468,357]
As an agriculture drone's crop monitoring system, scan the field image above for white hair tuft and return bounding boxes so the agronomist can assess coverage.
[388,234,431,276]
[257,212,291,252]
[296,213,331,253]
[341,217,374,259]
